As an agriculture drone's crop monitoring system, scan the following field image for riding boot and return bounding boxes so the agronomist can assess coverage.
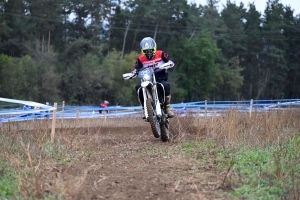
[164,95,175,118]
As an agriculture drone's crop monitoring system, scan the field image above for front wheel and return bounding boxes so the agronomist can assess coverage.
[146,98,161,138]
[160,113,170,142]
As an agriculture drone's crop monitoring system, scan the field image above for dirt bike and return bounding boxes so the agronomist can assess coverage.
[123,64,172,142]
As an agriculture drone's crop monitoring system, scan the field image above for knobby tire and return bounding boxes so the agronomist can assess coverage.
[146,98,160,138]
[160,114,170,142]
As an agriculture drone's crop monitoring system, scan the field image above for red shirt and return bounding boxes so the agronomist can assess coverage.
[100,103,107,108]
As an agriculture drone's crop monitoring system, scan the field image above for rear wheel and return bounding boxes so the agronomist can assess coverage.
[146,98,160,138]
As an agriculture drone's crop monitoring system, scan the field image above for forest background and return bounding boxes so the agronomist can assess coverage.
[0,0,299,106]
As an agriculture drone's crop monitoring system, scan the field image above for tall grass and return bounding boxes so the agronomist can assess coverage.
[0,108,299,199]
[175,108,300,199]
[190,108,300,147]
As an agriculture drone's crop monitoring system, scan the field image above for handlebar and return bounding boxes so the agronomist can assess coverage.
[158,61,174,69]
[123,61,174,80]
[123,73,135,80]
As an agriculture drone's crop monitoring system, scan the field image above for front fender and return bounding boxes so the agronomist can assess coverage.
[141,81,153,88]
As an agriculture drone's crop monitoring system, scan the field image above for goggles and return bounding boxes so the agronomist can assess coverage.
[142,49,154,54]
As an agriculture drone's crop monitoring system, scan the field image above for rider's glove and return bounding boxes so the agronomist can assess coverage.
[159,61,175,69]
[123,70,137,80]
[130,70,137,78]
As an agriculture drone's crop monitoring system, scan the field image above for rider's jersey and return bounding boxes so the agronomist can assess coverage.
[133,50,173,81]
[100,103,107,108]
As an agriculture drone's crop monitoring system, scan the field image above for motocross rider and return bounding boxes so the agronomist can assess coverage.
[130,37,175,118]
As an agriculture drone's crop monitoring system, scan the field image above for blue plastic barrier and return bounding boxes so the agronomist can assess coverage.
[1,98,300,122]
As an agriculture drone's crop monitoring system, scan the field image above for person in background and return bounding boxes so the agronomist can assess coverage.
[23,105,31,110]
[99,100,109,114]
[22,105,31,117]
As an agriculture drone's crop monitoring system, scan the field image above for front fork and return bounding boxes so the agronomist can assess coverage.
[153,84,162,117]
[142,87,148,118]
[142,84,162,119]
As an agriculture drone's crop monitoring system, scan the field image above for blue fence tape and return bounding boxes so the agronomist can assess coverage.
[1,99,300,123]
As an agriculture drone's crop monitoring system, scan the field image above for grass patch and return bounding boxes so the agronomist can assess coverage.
[229,137,300,199]
[176,135,300,199]
[0,159,19,198]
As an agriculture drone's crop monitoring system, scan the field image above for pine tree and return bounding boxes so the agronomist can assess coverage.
[241,3,263,99]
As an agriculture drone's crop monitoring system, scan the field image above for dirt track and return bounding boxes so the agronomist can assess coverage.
[32,118,228,200]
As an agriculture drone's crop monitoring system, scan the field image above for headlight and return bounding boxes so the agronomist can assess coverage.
[142,74,151,81]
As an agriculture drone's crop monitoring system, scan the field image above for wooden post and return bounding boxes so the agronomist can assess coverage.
[249,99,253,118]
[51,103,57,143]
[62,101,65,124]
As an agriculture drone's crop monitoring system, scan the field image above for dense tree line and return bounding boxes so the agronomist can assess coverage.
[0,0,299,105]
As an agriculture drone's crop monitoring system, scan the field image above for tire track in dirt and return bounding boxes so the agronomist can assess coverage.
[44,121,228,200]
